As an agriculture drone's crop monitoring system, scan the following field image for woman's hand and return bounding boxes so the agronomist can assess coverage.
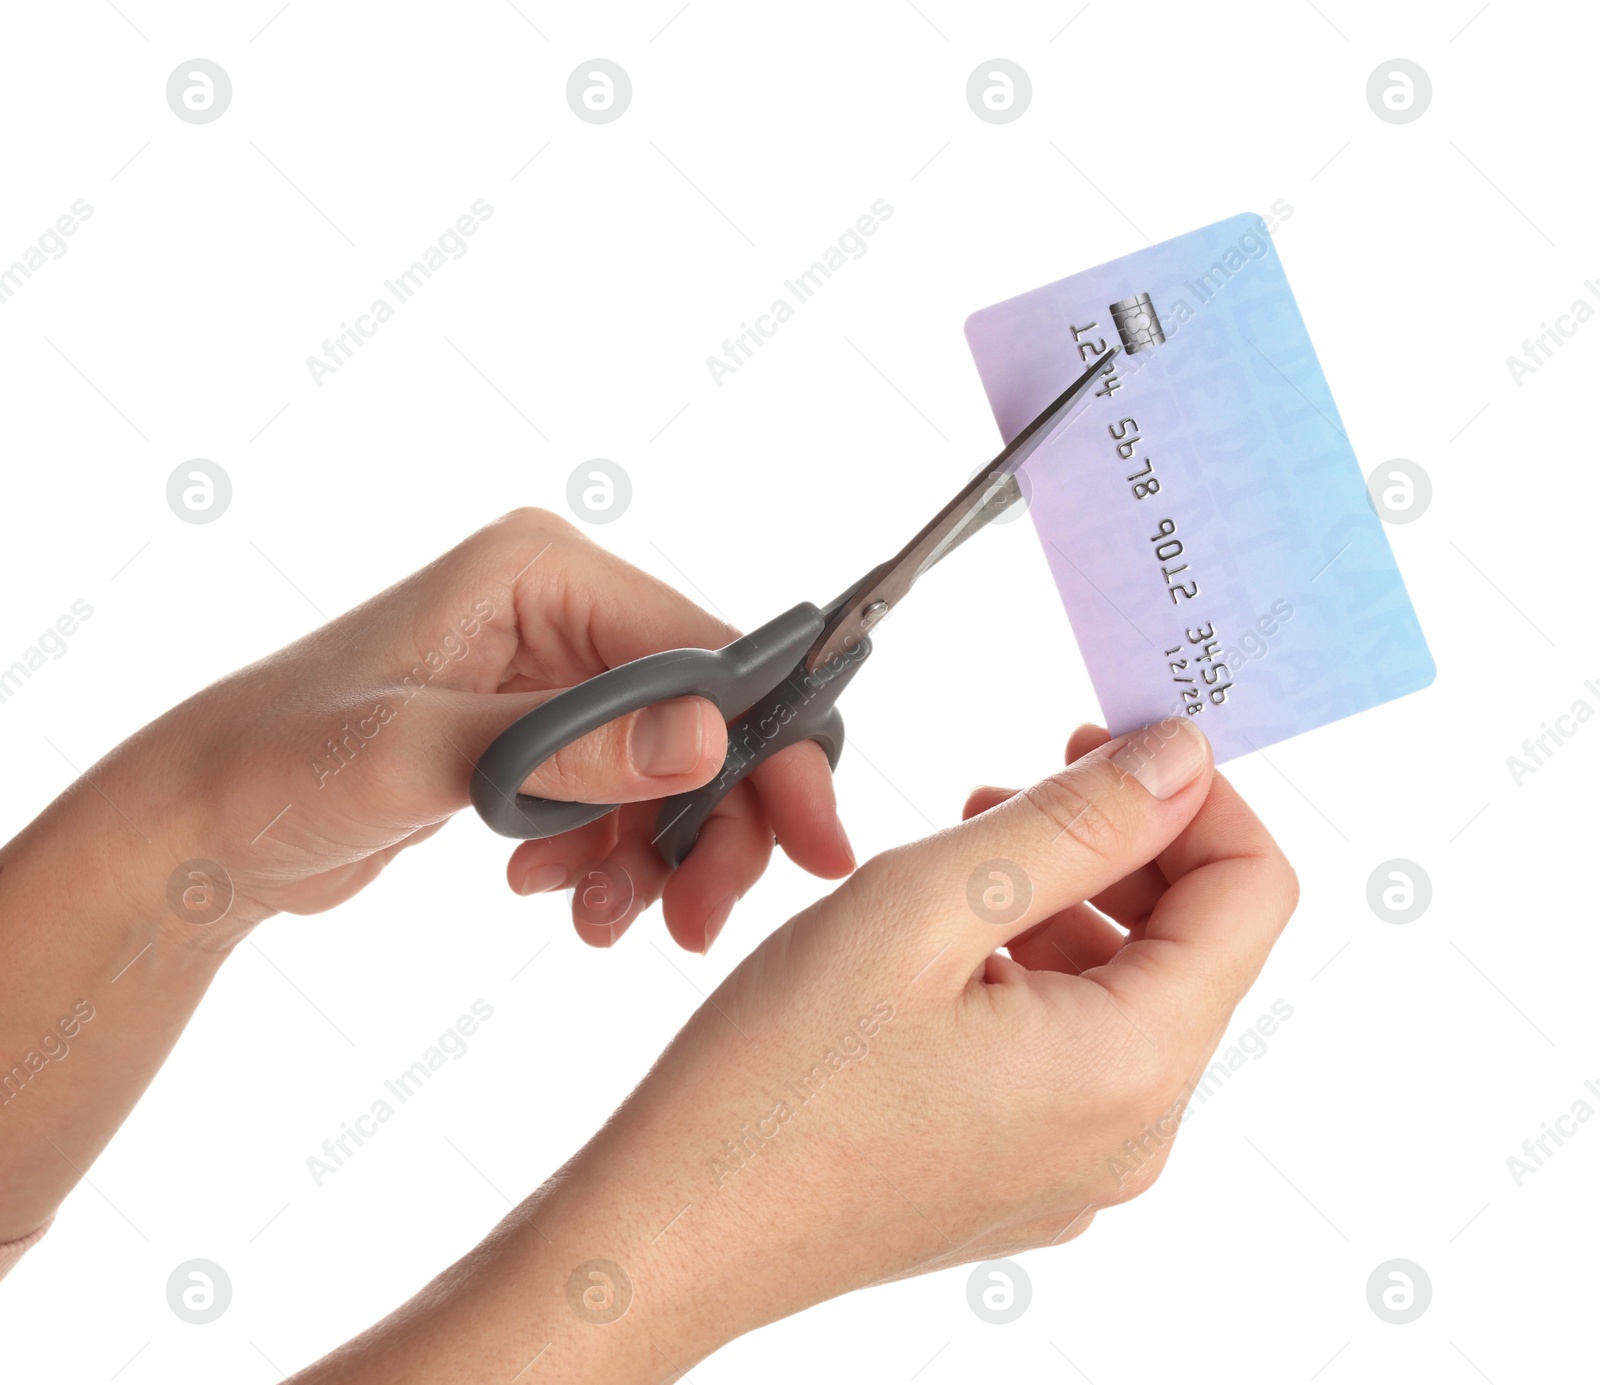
[148,507,854,951]
[298,716,1298,1382]
[0,509,853,1244]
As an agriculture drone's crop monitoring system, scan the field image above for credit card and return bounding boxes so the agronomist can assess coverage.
[964,212,1434,763]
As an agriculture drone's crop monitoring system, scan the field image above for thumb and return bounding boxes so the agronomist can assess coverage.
[892,717,1214,976]
[404,686,729,816]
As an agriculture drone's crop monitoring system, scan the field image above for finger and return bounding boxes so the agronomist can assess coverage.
[497,689,728,805]
[572,805,670,949]
[967,733,1118,809]
[314,510,746,815]
[1081,868,1165,934]
[1007,905,1126,975]
[1065,721,1110,762]
[513,694,727,804]
[505,815,619,897]
[413,686,728,819]
[966,785,1130,973]
[964,750,1166,931]
[749,739,854,879]
[366,510,743,818]
[378,820,448,863]
[419,515,849,870]
[963,785,1016,820]
[523,523,848,879]
[1064,724,1167,926]
[1095,770,1299,1034]
[876,717,1214,978]
[661,781,775,953]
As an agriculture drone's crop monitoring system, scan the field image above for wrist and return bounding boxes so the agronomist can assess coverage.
[482,1062,888,1376]
[9,716,273,961]
[129,716,279,947]
[483,1149,769,1382]
[371,1113,815,1383]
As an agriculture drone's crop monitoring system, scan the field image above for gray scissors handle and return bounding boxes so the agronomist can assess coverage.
[470,602,870,868]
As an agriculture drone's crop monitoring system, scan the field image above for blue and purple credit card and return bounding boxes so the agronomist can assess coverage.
[964,212,1435,762]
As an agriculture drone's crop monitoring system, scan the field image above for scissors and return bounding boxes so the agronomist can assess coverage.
[471,346,1119,867]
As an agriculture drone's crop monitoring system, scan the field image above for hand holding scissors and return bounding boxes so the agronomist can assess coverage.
[472,348,1119,867]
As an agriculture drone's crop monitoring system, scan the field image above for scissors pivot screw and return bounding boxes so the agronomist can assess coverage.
[859,600,890,633]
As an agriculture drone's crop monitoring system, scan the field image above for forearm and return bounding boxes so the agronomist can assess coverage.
[0,721,261,1240]
[287,1161,748,1384]
[288,1039,853,1381]
[286,992,939,1383]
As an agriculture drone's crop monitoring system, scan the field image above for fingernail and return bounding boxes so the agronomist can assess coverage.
[517,864,567,896]
[631,699,705,778]
[833,814,857,871]
[702,892,740,954]
[1110,717,1208,800]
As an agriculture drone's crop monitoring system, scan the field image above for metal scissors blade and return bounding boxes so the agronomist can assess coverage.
[805,346,1119,672]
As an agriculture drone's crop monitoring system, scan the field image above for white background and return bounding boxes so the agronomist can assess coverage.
[0,1,1591,1380]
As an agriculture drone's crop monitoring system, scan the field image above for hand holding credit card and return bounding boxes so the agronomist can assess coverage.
[965,211,1435,762]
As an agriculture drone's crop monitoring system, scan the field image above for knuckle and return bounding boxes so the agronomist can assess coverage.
[831,844,946,962]
[1115,1036,1190,1114]
[1101,1144,1171,1205]
[1020,766,1131,866]
[848,844,928,925]
[471,508,580,567]
[1242,852,1301,949]
[537,727,619,800]
[1095,1070,1191,1205]
[1278,857,1302,918]
[493,505,571,538]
